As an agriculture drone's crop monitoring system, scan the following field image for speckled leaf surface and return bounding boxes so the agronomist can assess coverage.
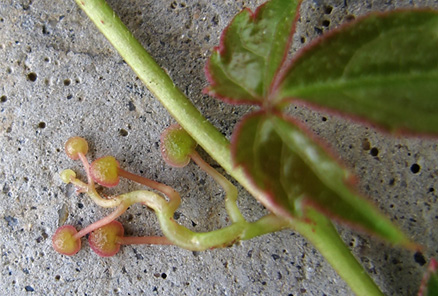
[232,112,412,246]
[277,10,438,134]
[205,0,299,104]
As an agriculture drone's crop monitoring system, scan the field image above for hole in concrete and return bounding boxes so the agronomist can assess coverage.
[63,79,71,86]
[410,163,420,174]
[414,251,426,266]
[0,95,7,102]
[321,116,327,122]
[38,122,46,129]
[324,5,333,14]
[370,147,379,157]
[314,27,323,35]
[128,101,136,111]
[211,15,219,26]
[55,275,60,281]
[27,72,37,82]
[161,273,167,279]
[170,1,177,9]
[272,254,280,260]
[322,20,330,27]
[119,129,128,137]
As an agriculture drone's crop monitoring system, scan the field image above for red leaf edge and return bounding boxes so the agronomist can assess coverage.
[273,8,438,137]
[282,98,438,139]
[275,7,438,92]
[301,198,419,250]
[273,112,419,248]
[230,110,359,219]
[418,258,438,296]
[204,0,303,106]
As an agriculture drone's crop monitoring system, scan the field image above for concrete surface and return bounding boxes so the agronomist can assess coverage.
[1,0,437,295]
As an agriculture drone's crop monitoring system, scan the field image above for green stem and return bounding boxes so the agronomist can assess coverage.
[73,0,267,206]
[73,1,383,295]
[293,208,384,296]
[92,189,289,251]
[190,151,244,223]
[118,168,181,212]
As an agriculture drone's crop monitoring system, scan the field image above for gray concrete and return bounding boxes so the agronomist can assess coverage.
[1,0,437,295]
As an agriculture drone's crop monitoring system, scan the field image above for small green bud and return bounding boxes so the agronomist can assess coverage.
[88,220,124,257]
[60,169,76,184]
[90,156,120,187]
[65,137,89,160]
[52,225,81,256]
[160,124,197,167]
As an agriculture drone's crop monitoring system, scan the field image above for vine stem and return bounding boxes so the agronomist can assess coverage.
[72,0,265,203]
[72,0,384,295]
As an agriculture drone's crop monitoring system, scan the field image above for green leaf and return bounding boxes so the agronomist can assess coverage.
[419,259,438,296]
[205,0,300,104]
[233,111,413,246]
[277,10,438,134]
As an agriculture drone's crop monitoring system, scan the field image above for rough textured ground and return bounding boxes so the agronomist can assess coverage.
[1,0,437,295]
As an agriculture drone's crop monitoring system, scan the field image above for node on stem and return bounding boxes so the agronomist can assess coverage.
[161,124,197,167]
[89,156,120,187]
[52,225,81,256]
[88,220,124,257]
[65,137,89,160]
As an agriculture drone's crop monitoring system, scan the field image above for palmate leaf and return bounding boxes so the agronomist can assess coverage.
[205,0,300,104]
[277,10,438,134]
[232,111,413,246]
